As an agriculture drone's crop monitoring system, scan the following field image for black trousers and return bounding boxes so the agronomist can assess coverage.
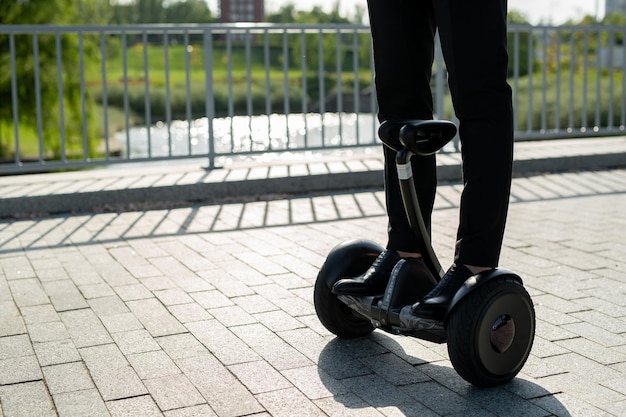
[369,0,514,266]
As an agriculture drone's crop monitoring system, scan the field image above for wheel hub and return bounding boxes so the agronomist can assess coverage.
[490,314,515,354]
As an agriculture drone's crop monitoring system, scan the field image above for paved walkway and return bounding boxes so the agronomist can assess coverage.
[0,138,625,416]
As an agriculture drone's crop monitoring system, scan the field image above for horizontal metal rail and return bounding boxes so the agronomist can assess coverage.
[1,23,625,174]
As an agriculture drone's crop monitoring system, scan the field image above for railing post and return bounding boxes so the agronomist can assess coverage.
[204,28,216,170]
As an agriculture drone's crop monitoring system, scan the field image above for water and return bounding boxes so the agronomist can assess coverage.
[115,112,380,160]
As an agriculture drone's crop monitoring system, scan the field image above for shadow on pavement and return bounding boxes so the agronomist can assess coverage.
[317,335,572,417]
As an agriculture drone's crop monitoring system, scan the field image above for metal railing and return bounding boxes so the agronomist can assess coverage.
[1,23,625,174]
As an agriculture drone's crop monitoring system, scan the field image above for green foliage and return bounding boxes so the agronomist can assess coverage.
[507,10,534,77]
[111,0,214,24]
[264,3,370,76]
[0,0,110,160]
[265,3,356,24]
[512,69,625,131]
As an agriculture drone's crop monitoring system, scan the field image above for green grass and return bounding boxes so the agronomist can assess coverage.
[512,68,625,131]
[4,40,625,162]
[86,43,372,118]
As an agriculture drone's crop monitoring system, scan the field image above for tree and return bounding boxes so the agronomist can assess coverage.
[265,4,355,72]
[507,9,534,77]
[165,0,213,23]
[136,0,165,24]
[0,0,109,159]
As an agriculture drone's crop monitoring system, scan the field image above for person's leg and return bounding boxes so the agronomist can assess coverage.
[332,0,437,296]
[412,0,513,319]
[436,0,513,268]
[368,0,438,254]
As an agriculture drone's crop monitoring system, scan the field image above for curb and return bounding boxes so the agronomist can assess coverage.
[1,141,625,218]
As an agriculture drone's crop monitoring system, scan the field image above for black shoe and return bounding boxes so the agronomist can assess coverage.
[332,250,401,295]
[410,264,476,321]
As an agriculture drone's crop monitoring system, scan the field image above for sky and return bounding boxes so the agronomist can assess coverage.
[257,0,606,24]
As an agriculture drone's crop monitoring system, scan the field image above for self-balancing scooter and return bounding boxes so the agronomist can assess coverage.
[313,119,535,387]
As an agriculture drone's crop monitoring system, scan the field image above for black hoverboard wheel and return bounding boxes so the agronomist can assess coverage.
[446,274,535,387]
[313,239,382,338]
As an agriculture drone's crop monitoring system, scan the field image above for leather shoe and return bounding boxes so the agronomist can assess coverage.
[332,250,401,295]
[410,264,477,321]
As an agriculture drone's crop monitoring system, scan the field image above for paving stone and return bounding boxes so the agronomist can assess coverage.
[41,280,89,312]
[401,381,480,416]
[555,337,626,365]
[529,336,571,359]
[570,308,626,334]
[208,305,257,327]
[234,251,289,276]
[79,344,148,401]
[531,392,612,417]
[98,263,139,287]
[27,321,69,343]
[78,282,116,299]
[32,339,82,366]
[186,320,260,365]
[88,295,130,316]
[601,376,626,396]
[100,312,144,333]
[166,302,213,323]
[144,373,205,411]
[42,362,95,394]
[0,257,36,281]
[196,269,256,298]
[538,372,626,410]
[59,309,113,348]
[341,374,441,416]
[228,360,292,394]
[127,350,181,379]
[8,279,49,307]
[114,283,154,301]
[189,290,233,309]
[53,389,109,417]
[314,393,386,416]
[0,334,34,359]
[0,355,42,385]
[254,309,304,332]
[19,304,60,324]
[359,352,431,386]
[256,387,326,417]
[154,287,195,305]
[458,385,549,417]
[561,321,626,347]
[156,333,210,360]
[0,381,56,417]
[163,404,218,417]
[230,323,312,371]
[139,276,178,291]
[106,395,163,417]
[281,365,349,400]
[540,352,623,383]
[266,295,315,317]
[127,298,187,337]
[176,353,264,417]
[232,294,278,314]
[110,329,161,355]
[534,320,577,342]
[0,313,26,337]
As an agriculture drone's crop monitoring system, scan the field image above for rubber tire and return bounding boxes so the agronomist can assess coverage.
[446,276,535,387]
[313,242,379,338]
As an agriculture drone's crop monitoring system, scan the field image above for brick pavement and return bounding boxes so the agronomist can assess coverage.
[0,168,625,416]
